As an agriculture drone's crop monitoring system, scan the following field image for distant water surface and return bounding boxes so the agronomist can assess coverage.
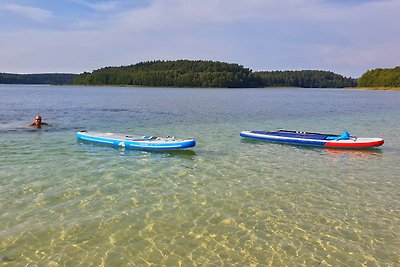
[0,85,399,265]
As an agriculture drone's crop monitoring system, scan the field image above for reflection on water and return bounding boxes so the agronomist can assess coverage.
[77,140,197,157]
[324,148,383,159]
[241,138,384,159]
[0,86,399,265]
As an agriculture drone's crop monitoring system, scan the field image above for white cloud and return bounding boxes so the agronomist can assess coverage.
[67,0,123,12]
[3,4,53,21]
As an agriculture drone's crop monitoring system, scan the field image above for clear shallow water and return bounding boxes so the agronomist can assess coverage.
[0,85,399,266]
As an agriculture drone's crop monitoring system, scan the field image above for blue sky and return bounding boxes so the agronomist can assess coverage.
[0,0,399,77]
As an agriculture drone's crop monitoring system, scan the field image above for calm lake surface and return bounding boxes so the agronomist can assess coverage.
[0,85,399,266]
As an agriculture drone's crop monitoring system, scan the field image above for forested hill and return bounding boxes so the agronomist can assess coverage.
[255,70,356,88]
[74,60,260,88]
[1,60,357,88]
[74,60,356,88]
[357,66,400,87]
[0,73,77,85]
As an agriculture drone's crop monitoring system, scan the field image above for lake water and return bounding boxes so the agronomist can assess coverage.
[0,85,399,266]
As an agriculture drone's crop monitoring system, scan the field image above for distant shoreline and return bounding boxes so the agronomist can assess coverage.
[348,87,400,91]
[3,83,399,90]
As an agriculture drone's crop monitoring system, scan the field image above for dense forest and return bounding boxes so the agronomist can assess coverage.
[74,60,355,88]
[255,70,356,88]
[74,60,260,88]
[0,73,76,85]
[357,66,400,87]
[9,60,400,89]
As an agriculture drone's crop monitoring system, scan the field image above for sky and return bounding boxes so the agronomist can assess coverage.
[0,0,399,77]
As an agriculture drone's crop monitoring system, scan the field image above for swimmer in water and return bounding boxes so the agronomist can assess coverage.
[27,115,49,128]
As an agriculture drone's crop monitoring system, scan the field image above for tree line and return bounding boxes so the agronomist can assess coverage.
[74,60,355,88]
[4,61,398,88]
[74,60,260,88]
[0,73,76,85]
[357,66,400,87]
[255,70,356,88]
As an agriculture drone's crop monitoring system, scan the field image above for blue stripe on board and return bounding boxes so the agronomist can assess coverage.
[240,132,327,146]
[250,131,329,140]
